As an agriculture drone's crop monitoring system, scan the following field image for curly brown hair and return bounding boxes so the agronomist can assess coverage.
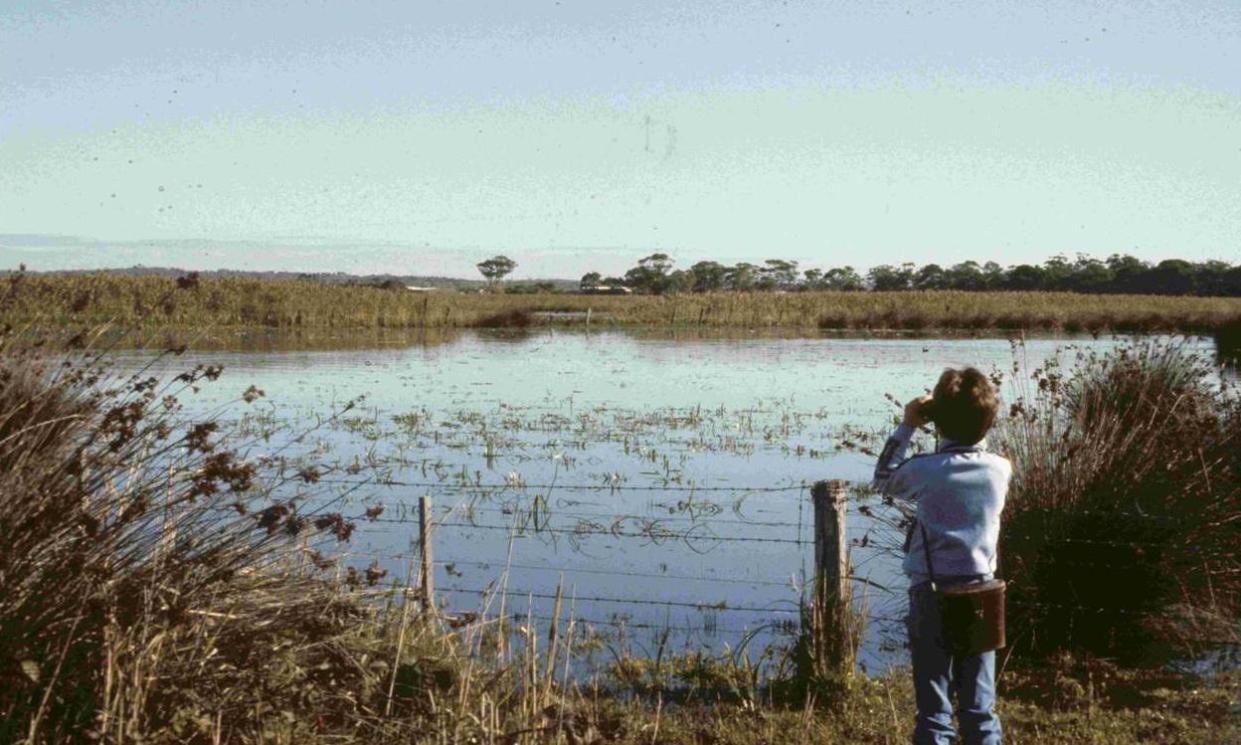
[930,367,998,445]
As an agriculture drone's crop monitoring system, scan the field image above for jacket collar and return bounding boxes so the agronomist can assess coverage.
[937,435,986,453]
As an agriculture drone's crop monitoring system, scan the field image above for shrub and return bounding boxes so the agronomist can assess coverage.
[817,312,852,330]
[996,341,1241,663]
[994,313,1028,331]
[898,311,930,331]
[472,308,533,328]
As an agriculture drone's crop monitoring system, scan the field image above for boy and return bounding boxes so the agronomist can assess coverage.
[873,367,1009,745]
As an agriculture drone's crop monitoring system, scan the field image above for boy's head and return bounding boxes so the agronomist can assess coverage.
[929,367,998,445]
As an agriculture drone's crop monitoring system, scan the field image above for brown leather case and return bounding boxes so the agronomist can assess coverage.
[937,579,1006,656]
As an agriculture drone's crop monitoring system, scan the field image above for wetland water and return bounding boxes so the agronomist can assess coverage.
[115,329,1223,673]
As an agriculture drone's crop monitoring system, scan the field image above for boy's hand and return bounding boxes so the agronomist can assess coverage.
[903,394,934,427]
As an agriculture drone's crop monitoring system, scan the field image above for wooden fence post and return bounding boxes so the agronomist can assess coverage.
[419,495,434,614]
[387,496,430,715]
[810,479,855,678]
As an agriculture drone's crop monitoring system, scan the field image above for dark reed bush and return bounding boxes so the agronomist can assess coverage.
[993,313,1027,331]
[471,308,533,328]
[897,310,930,331]
[817,311,852,330]
[995,340,1241,664]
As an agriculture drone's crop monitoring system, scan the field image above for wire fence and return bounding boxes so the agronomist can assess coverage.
[302,475,1241,663]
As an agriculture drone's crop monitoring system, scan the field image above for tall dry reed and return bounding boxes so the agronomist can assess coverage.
[0,325,394,743]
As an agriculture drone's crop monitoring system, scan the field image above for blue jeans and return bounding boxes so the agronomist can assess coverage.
[907,575,1002,745]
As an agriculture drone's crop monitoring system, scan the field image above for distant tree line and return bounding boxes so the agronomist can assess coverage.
[578,253,1241,296]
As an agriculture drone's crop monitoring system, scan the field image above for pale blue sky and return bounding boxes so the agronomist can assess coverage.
[2,1,1239,278]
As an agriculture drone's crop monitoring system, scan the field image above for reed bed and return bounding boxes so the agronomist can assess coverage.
[4,272,1241,334]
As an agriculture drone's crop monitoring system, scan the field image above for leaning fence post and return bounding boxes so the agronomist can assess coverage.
[418,495,435,613]
[810,479,854,678]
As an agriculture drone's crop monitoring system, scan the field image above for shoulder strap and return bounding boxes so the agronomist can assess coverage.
[918,521,938,590]
[995,524,1003,580]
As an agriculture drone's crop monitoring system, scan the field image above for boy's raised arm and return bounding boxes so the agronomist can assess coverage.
[872,423,916,495]
[873,394,932,497]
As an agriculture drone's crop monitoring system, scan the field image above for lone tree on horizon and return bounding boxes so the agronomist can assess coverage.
[579,271,602,290]
[476,255,517,287]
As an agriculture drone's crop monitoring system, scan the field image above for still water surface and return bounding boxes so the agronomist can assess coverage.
[115,329,1219,673]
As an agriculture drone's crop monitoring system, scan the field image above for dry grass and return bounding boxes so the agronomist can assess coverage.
[3,271,1241,334]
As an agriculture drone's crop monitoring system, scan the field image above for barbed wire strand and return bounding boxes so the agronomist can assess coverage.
[382,503,806,530]
[437,585,802,615]
[338,552,799,589]
[368,517,806,545]
[312,476,810,493]
[346,578,1238,644]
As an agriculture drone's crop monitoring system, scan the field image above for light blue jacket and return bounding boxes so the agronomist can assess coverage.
[872,424,1010,584]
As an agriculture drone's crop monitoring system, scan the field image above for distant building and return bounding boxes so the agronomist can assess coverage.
[579,285,632,295]
[405,286,437,292]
